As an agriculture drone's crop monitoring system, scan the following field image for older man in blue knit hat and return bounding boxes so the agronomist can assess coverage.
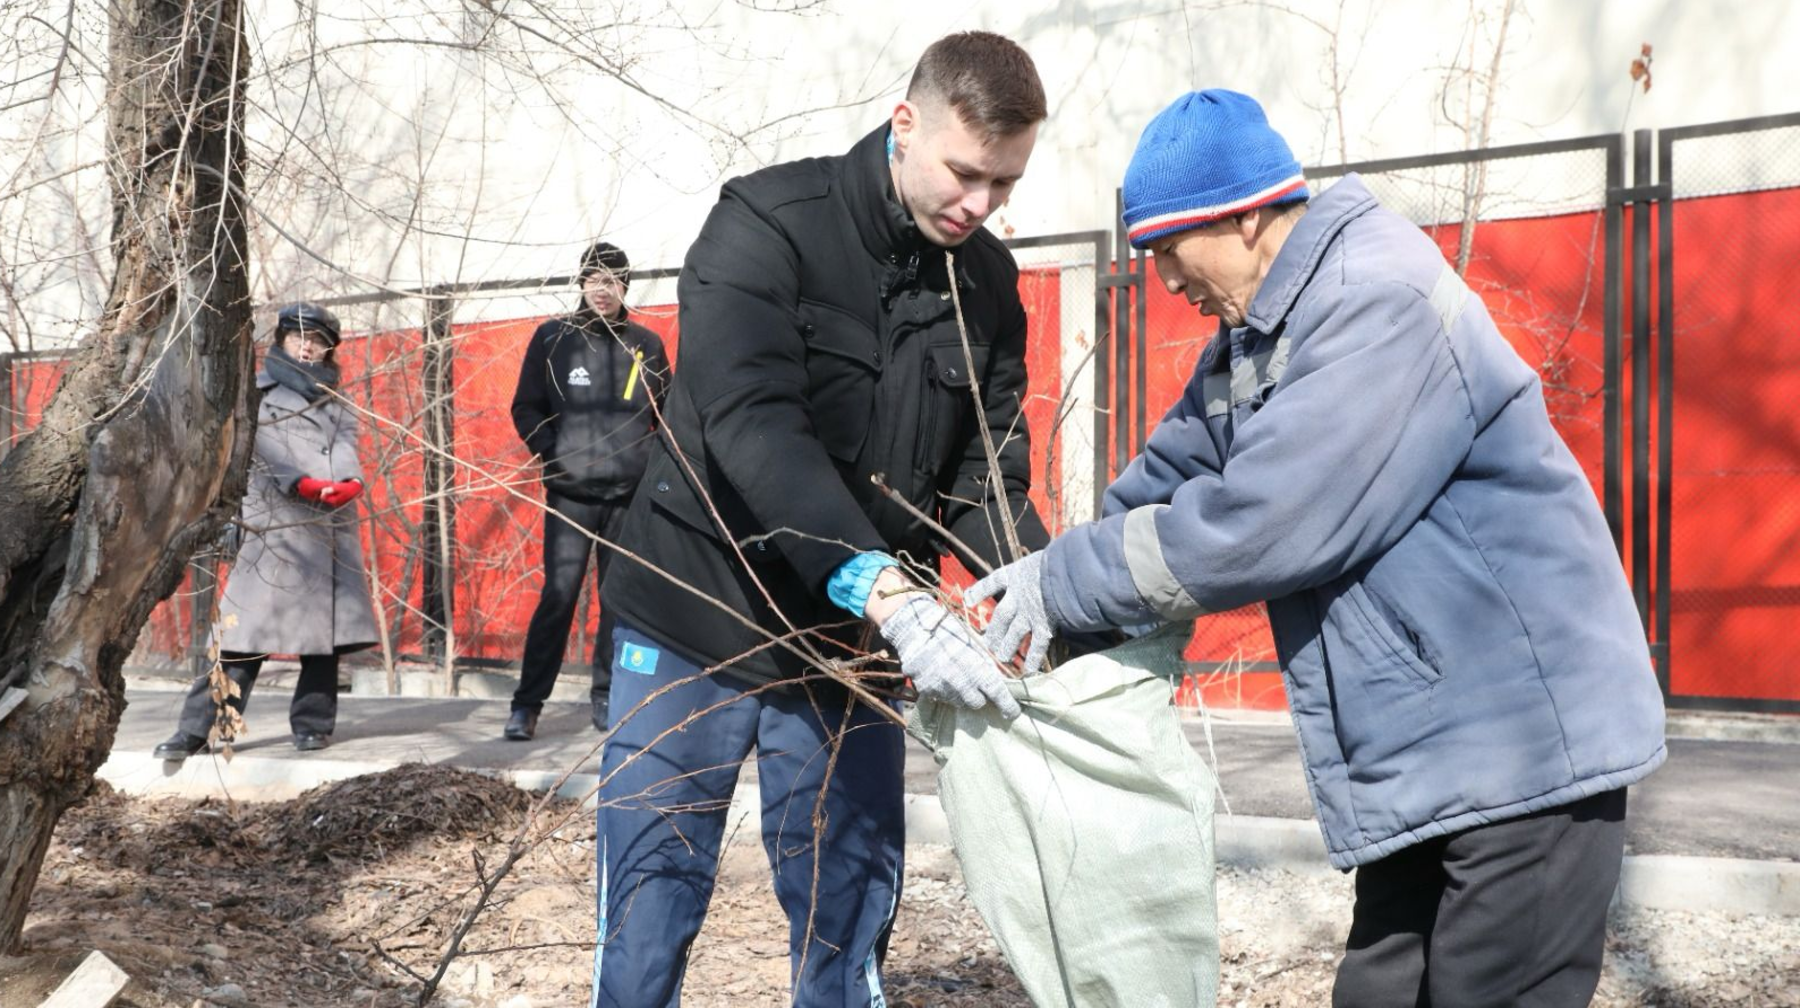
[968,89,1666,1006]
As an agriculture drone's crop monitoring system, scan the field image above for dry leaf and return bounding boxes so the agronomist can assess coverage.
[1630,42,1654,93]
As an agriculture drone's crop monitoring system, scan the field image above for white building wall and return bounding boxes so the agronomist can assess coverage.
[487,0,1800,277]
[0,0,1796,344]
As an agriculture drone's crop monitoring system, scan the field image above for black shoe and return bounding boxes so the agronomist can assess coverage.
[292,732,330,752]
[504,709,539,741]
[590,697,610,733]
[153,732,209,762]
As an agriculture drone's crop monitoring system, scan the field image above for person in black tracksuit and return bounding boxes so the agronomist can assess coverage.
[591,33,1049,1008]
[507,241,669,741]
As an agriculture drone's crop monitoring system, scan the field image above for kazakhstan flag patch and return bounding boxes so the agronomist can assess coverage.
[618,642,660,676]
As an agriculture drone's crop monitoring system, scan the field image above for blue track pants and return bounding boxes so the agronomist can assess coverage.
[591,619,904,1008]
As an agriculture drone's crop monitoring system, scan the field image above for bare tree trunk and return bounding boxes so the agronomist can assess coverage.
[0,0,253,952]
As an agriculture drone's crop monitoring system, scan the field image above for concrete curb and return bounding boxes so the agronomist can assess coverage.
[1619,854,1800,915]
[1179,705,1800,746]
[1663,711,1800,745]
[100,751,380,801]
[96,751,1800,918]
[1213,814,1336,874]
[98,752,601,805]
[129,673,1800,746]
[905,789,1800,914]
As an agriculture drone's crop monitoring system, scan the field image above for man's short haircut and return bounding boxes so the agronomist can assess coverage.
[906,31,1046,138]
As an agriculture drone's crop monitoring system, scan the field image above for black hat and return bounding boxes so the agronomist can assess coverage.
[274,302,342,346]
[579,241,630,290]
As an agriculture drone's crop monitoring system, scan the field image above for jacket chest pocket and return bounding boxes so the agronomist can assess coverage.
[798,300,879,463]
[915,337,990,474]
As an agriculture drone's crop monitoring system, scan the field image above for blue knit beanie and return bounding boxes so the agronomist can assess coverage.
[1122,90,1309,250]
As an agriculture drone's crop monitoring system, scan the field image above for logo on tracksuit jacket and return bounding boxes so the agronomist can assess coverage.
[568,366,591,387]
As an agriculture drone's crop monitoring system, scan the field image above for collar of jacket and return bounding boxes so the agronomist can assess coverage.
[843,124,926,261]
[255,373,329,425]
[568,305,628,335]
[1244,173,1380,333]
[841,123,958,303]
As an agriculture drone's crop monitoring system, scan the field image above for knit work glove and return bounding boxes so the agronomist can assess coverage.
[879,596,1021,720]
[965,551,1056,678]
[329,478,364,507]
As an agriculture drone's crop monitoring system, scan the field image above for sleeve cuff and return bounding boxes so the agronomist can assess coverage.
[826,552,900,618]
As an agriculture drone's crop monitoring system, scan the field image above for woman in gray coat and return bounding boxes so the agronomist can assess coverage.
[155,302,380,758]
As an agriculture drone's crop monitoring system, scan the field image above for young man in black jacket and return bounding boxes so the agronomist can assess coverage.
[507,241,669,741]
[592,33,1048,1008]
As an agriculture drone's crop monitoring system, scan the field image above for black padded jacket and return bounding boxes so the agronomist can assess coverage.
[511,311,669,503]
[601,124,1048,683]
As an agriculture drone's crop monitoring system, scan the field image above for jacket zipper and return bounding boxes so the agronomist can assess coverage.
[915,351,939,472]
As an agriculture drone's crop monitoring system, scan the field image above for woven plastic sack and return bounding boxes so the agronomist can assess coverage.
[907,622,1219,1008]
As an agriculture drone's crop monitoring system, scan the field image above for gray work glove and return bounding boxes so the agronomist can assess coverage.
[965,551,1055,679]
[879,596,1021,720]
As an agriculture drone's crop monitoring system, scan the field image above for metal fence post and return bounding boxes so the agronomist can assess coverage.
[1133,228,1148,458]
[1102,189,1146,501]
[1112,198,1134,481]
[0,351,13,462]
[1654,130,1676,692]
[1630,129,1656,630]
[1089,233,1110,522]
[1093,206,1118,517]
[1602,137,1626,557]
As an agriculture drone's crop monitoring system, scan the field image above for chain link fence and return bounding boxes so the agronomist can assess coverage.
[1309,136,1622,519]
[1659,114,1800,709]
[7,119,1800,712]
[1126,136,1624,710]
[2,234,1110,689]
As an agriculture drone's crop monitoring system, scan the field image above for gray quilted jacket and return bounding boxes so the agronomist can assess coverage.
[1040,175,1666,868]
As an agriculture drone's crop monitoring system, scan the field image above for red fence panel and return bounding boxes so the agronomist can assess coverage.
[1137,205,1616,710]
[1665,186,1800,702]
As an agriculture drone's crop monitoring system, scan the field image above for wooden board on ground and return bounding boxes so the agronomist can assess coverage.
[37,950,129,1008]
[0,687,27,725]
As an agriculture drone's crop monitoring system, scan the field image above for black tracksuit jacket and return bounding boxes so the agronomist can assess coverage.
[601,124,1049,684]
[511,310,670,503]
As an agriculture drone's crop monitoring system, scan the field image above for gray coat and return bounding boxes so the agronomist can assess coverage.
[1040,175,1665,869]
[217,373,380,656]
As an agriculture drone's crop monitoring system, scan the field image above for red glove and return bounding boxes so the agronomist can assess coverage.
[295,476,334,503]
[330,479,364,506]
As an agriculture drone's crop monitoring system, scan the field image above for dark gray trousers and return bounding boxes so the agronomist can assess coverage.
[513,491,628,713]
[176,650,339,739]
[1334,788,1628,1008]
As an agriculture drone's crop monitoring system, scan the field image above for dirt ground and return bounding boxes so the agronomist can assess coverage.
[3,765,1796,1007]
